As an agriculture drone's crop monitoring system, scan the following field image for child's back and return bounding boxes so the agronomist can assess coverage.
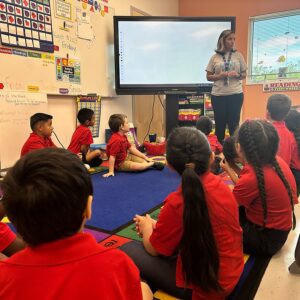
[0,234,141,299]
[0,148,142,299]
[267,94,295,165]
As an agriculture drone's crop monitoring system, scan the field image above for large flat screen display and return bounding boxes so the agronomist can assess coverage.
[114,16,235,94]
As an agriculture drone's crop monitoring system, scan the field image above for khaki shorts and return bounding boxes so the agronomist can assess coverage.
[118,154,146,171]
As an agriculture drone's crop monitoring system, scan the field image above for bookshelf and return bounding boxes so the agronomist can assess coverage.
[166,93,214,136]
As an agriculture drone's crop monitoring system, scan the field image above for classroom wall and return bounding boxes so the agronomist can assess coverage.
[50,0,178,145]
[179,0,300,120]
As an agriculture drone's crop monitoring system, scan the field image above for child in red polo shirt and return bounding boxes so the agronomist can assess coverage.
[196,116,223,175]
[196,116,223,154]
[266,94,296,165]
[68,108,103,167]
[285,109,300,196]
[20,113,56,157]
[0,148,151,300]
[223,119,297,256]
[0,185,25,258]
[103,114,164,178]
[120,127,244,300]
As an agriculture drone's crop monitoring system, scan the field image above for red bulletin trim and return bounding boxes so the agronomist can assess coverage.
[0,47,13,54]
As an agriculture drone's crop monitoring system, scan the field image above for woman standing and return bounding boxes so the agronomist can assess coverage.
[206,30,247,143]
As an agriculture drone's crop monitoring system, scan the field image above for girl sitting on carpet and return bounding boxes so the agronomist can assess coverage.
[222,119,298,256]
[120,126,244,300]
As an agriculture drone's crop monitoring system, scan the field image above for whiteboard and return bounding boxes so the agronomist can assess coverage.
[0,0,115,96]
[0,91,47,169]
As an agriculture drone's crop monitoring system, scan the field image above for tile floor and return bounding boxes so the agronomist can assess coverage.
[255,204,300,299]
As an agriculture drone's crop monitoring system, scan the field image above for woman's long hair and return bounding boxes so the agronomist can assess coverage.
[167,127,222,292]
[237,120,295,228]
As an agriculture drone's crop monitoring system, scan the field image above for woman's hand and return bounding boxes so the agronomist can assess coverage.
[228,71,239,78]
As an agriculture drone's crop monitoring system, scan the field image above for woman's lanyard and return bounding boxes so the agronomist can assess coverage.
[221,50,233,86]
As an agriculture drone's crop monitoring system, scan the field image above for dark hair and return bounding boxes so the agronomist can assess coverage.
[167,127,222,292]
[215,29,236,54]
[108,114,127,133]
[30,113,53,131]
[285,110,300,159]
[196,116,213,136]
[237,120,295,228]
[77,108,94,124]
[267,94,292,121]
[223,136,238,164]
[2,148,93,247]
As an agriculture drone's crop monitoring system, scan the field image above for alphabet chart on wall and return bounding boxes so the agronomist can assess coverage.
[0,0,54,52]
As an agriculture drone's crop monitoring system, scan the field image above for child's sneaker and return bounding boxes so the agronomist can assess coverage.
[152,162,164,171]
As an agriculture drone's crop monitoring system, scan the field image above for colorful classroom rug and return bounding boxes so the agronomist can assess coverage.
[85,167,180,232]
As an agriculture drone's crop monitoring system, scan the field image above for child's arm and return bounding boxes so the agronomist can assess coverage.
[103,155,116,177]
[129,146,150,162]
[80,144,89,155]
[220,159,239,184]
[134,214,158,256]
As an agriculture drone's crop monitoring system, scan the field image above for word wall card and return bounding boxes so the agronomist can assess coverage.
[0,0,54,52]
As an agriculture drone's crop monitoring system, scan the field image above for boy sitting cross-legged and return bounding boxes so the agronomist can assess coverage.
[68,108,104,167]
[103,114,164,178]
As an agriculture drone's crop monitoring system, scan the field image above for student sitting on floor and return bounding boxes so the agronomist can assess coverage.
[285,109,300,196]
[103,114,164,178]
[222,119,298,256]
[120,126,244,300]
[68,108,104,167]
[20,113,56,157]
[0,148,152,300]
[196,116,223,174]
[266,94,295,165]
[196,116,223,154]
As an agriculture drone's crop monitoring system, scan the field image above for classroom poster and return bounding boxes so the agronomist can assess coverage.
[56,56,81,83]
[77,95,101,137]
[54,0,72,21]
[0,0,54,52]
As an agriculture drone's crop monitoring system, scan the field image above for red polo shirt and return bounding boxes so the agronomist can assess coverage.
[290,134,300,170]
[150,172,243,300]
[272,121,296,165]
[20,133,56,157]
[68,125,93,154]
[0,233,142,300]
[208,134,223,153]
[106,132,131,168]
[233,156,298,230]
[0,223,16,252]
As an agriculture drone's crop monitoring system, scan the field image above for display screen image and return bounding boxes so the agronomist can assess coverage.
[114,16,235,94]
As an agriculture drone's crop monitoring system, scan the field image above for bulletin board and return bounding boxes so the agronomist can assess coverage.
[0,0,115,96]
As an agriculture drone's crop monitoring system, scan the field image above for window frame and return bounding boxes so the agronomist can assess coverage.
[247,9,300,85]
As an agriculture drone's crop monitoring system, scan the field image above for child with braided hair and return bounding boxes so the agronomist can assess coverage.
[222,119,298,256]
[120,126,244,300]
[285,109,300,196]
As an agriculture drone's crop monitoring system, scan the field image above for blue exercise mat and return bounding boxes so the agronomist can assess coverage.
[86,167,181,232]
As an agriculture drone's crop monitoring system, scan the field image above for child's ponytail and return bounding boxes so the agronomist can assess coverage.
[167,127,222,292]
[181,164,222,292]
